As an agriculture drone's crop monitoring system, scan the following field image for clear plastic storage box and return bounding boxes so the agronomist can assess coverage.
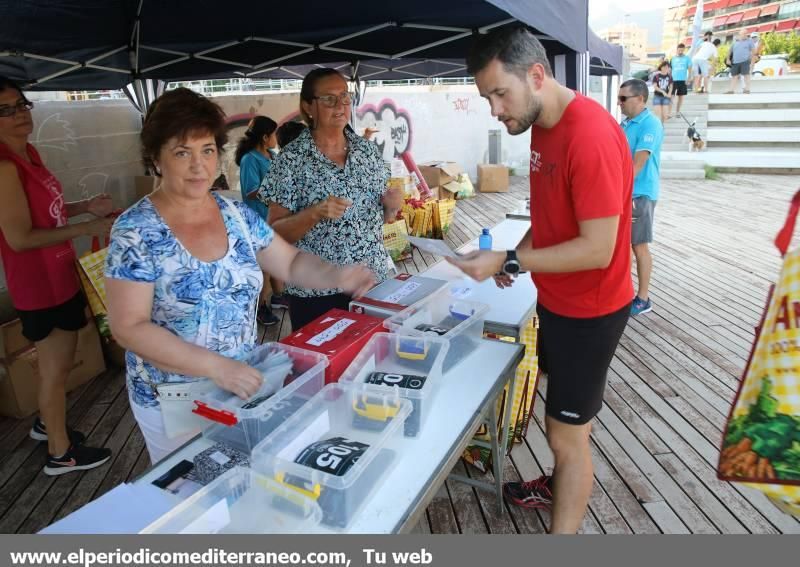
[383,287,489,372]
[141,467,322,534]
[338,332,449,437]
[251,383,412,529]
[194,343,328,454]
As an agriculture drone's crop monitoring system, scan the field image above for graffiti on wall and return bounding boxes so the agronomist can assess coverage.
[356,99,413,161]
[33,113,78,152]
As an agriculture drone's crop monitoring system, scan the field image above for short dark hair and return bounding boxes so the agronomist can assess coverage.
[276,120,307,148]
[677,43,686,49]
[466,24,553,79]
[620,78,649,103]
[713,38,721,46]
[140,88,227,175]
[704,31,713,38]
[234,115,277,166]
[658,61,670,71]
[0,75,24,97]
[299,68,345,127]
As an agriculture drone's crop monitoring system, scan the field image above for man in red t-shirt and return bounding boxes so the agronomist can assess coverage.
[451,26,633,534]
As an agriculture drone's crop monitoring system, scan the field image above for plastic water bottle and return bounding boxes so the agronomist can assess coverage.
[479,228,492,251]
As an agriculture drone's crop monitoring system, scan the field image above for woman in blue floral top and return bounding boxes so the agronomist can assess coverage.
[260,68,404,330]
[104,89,375,463]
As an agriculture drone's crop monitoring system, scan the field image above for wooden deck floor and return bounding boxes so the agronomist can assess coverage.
[2,173,800,534]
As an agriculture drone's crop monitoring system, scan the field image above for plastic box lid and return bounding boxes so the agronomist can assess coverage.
[193,343,328,426]
[140,467,322,534]
[383,286,490,341]
[338,332,449,400]
[251,383,412,492]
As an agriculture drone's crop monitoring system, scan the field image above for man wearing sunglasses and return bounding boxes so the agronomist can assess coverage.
[619,79,663,317]
[449,26,633,534]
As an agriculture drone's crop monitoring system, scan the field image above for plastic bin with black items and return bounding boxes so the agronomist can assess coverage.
[251,383,412,530]
[192,343,328,459]
[338,332,449,438]
[383,286,489,373]
[141,467,323,534]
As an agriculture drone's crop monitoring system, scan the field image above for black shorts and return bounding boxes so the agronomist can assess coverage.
[17,292,88,342]
[537,302,630,425]
[673,80,688,96]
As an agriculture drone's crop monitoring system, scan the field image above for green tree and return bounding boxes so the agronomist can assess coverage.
[761,31,800,64]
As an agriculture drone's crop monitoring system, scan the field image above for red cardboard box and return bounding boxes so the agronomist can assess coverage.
[279,309,384,385]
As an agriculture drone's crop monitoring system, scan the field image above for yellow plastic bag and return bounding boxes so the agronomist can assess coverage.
[718,190,800,517]
[383,220,412,262]
[77,248,110,338]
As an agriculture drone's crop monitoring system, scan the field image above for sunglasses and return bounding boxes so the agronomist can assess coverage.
[618,95,640,102]
[0,99,34,118]
[312,92,353,108]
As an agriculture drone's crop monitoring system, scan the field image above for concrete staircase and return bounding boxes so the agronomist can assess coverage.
[657,94,708,179]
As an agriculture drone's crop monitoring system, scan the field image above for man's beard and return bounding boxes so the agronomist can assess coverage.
[503,92,542,135]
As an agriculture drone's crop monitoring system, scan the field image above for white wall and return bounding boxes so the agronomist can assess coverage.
[211,86,533,186]
[0,99,143,291]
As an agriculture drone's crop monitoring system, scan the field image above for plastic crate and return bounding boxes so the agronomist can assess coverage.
[338,332,449,437]
[383,287,489,372]
[194,343,328,454]
[251,383,411,529]
[141,467,322,534]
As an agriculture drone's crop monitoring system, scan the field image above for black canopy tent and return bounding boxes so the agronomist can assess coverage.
[0,0,620,93]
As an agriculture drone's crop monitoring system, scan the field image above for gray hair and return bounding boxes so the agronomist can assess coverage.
[620,78,649,103]
[466,24,553,79]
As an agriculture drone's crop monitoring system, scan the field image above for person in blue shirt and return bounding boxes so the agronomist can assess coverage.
[670,43,691,117]
[619,79,664,316]
[234,116,282,326]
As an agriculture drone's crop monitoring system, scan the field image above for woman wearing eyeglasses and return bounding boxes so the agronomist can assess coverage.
[0,76,114,476]
[259,68,404,330]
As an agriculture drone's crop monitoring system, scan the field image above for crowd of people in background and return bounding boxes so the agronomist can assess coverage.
[644,29,765,122]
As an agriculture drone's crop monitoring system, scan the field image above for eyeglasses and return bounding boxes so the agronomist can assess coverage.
[0,100,34,118]
[312,92,353,108]
[618,95,639,102]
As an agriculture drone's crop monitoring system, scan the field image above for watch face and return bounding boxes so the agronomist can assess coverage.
[504,261,521,275]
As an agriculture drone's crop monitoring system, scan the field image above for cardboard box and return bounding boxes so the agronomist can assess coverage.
[134,175,156,200]
[477,164,510,193]
[0,316,107,418]
[279,309,384,385]
[349,273,448,319]
[441,181,462,200]
[418,162,463,189]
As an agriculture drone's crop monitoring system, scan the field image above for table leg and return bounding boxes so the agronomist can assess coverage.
[495,365,518,509]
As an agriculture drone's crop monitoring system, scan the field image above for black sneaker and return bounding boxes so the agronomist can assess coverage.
[257,305,279,326]
[503,474,554,510]
[43,444,112,476]
[30,417,86,446]
[270,293,290,310]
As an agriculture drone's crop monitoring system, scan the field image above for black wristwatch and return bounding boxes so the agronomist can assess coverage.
[502,250,521,276]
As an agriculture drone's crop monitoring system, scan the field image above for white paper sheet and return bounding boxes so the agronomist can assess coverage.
[276,411,330,462]
[383,281,421,304]
[39,483,178,534]
[306,319,356,347]
[407,236,458,258]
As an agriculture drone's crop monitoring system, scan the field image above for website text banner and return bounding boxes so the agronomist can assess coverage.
[0,534,793,567]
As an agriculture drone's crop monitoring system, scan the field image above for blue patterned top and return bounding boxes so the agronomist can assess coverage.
[104,193,274,408]
[258,127,390,297]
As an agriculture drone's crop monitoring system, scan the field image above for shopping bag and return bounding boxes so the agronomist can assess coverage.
[77,247,110,338]
[463,317,539,473]
[717,189,800,517]
[383,220,412,262]
[432,199,456,239]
